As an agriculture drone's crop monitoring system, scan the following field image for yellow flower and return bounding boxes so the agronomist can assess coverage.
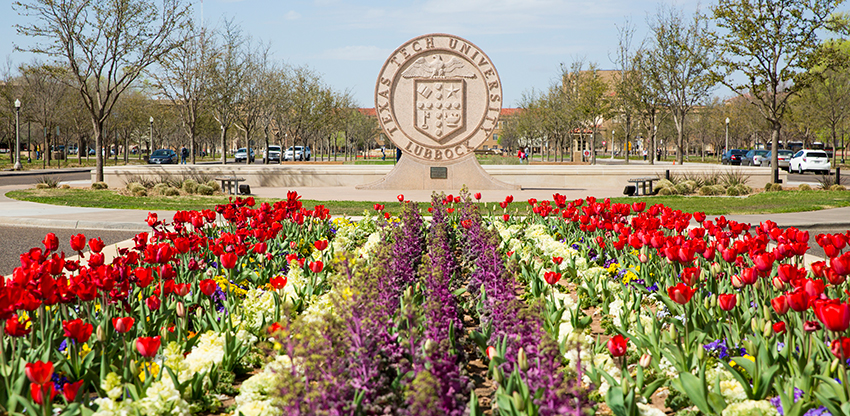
[138,362,160,382]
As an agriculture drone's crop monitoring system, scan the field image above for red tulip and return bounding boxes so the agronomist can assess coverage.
[786,288,811,312]
[693,212,706,222]
[543,271,562,286]
[199,279,217,296]
[220,252,238,269]
[145,295,161,311]
[486,346,497,360]
[667,282,696,305]
[474,192,482,200]
[5,314,31,337]
[397,194,404,202]
[460,219,472,229]
[811,261,827,278]
[373,204,384,211]
[831,336,850,360]
[146,212,158,226]
[134,267,153,288]
[252,242,267,254]
[503,214,510,222]
[753,252,776,272]
[30,383,56,405]
[174,283,190,297]
[62,380,84,402]
[680,267,699,287]
[504,195,513,203]
[826,267,846,285]
[815,301,850,332]
[135,336,161,358]
[69,234,86,252]
[25,361,53,385]
[607,334,629,357]
[62,319,93,344]
[777,264,805,283]
[112,317,135,334]
[314,240,328,251]
[270,276,287,289]
[552,256,563,265]
[42,233,59,252]
[803,320,822,332]
[773,321,786,335]
[718,294,737,311]
[309,261,324,274]
[771,296,790,315]
[831,252,850,276]
[88,238,105,253]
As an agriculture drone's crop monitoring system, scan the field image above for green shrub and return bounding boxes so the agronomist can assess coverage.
[658,187,676,196]
[831,184,847,191]
[196,184,214,195]
[726,186,743,196]
[182,179,198,194]
[134,189,148,197]
[91,182,108,190]
[674,183,692,195]
[798,183,812,191]
[60,184,70,189]
[656,179,674,189]
[152,183,170,194]
[698,185,723,196]
[205,180,221,193]
[35,183,50,189]
[161,187,180,197]
[37,176,60,188]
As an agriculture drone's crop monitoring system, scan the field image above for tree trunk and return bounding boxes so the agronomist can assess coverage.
[675,113,685,165]
[770,122,781,184]
[95,126,104,183]
[220,127,227,164]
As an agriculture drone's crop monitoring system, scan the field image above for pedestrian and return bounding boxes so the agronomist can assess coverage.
[643,149,647,161]
[181,146,188,164]
[517,149,524,164]
[524,147,530,163]
[381,146,386,161]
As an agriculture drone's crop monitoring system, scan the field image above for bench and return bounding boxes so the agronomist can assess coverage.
[627,177,659,196]
[215,177,247,195]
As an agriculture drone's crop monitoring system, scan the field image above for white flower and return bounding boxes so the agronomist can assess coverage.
[235,399,283,416]
[721,400,779,416]
[101,372,124,400]
[136,378,191,416]
[92,397,134,416]
[719,379,748,403]
[183,331,225,377]
[637,403,666,416]
[242,288,277,333]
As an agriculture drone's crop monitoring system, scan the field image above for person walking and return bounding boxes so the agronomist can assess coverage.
[180,146,188,164]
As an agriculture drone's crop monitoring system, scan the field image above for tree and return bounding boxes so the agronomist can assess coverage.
[208,19,246,164]
[18,62,71,166]
[562,60,610,165]
[708,0,843,182]
[611,20,642,164]
[646,4,715,164]
[15,0,191,181]
[151,20,214,164]
[632,47,667,165]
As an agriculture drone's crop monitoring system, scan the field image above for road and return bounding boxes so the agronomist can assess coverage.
[0,225,140,276]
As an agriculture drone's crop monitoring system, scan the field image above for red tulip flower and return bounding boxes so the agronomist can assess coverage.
[220,252,238,269]
[5,314,31,337]
[397,194,404,202]
[803,320,822,332]
[145,295,161,311]
[199,279,217,296]
[831,336,850,360]
[69,234,86,252]
[552,256,563,265]
[718,294,737,311]
[771,296,790,315]
[815,301,850,332]
[831,252,850,276]
[753,252,776,272]
[607,334,629,357]
[777,264,805,283]
[314,240,328,251]
[786,288,810,312]
[62,380,84,402]
[25,361,53,385]
[112,317,135,334]
[543,271,562,286]
[136,336,161,358]
[486,346,497,360]
[62,319,93,344]
[667,282,696,305]
[270,276,287,289]
[309,261,324,274]
[42,233,59,252]
[134,267,153,288]
[88,238,105,253]
[373,204,384,211]
[474,192,482,200]
[30,383,57,405]
[174,283,190,297]
[503,214,510,222]
[773,321,786,335]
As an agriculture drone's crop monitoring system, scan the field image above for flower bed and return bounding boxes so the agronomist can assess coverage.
[1,189,849,416]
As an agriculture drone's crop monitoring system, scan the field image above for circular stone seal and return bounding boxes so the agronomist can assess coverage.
[375,34,503,163]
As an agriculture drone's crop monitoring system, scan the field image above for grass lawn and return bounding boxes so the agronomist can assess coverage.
[7,187,850,216]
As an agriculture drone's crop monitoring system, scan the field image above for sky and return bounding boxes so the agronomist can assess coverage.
[4,0,711,108]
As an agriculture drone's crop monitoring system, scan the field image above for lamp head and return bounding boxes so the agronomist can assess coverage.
[14,99,21,109]
[725,117,730,124]
[150,116,154,123]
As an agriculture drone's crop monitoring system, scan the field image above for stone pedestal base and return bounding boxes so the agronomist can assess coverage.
[356,155,520,190]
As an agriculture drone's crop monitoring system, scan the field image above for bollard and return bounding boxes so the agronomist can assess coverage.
[665,169,670,181]
[837,167,841,186]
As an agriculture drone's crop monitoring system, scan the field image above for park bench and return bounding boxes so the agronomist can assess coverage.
[215,176,248,195]
[626,177,659,196]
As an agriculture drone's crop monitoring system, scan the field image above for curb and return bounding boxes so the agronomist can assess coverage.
[0,216,148,232]
[0,168,91,177]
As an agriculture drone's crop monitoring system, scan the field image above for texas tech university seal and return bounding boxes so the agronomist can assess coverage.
[375,34,503,163]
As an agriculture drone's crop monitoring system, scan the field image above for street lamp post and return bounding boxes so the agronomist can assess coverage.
[725,117,730,156]
[13,99,21,170]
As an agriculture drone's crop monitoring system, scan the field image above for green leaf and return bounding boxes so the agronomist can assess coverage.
[671,372,712,416]
[606,386,628,416]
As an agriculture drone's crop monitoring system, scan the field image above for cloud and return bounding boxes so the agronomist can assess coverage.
[284,10,301,20]
[314,45,391,61]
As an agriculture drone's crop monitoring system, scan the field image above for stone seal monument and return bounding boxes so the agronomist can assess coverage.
[357,33,519,190]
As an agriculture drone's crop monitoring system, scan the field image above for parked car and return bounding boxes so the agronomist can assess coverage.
[721,149,747,165]
[743,149,769,166]
[789,149,830,174]
[284,146,311,161]
[148,149,178,164]
[263,145,281,163]
[234,148,255,163]
[765,150,794,170]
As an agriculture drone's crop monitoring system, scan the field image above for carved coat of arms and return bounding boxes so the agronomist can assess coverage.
[403,56,475,143]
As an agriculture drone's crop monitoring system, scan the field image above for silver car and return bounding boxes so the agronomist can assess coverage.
[744,149,769,166]
[765,150,793,170]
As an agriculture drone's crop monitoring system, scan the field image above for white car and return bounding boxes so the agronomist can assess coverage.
[263,145,281,163]
[234,148,255,163]
[283,146,311,161]
[789,149,830,174]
